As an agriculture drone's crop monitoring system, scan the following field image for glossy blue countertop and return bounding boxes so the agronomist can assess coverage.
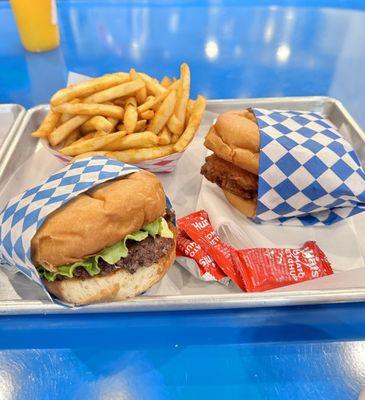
[1,1,365,399]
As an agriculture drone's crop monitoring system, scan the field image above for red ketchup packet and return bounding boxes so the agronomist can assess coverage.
[236,241,333,292]
[176,228,227,282]
[177,210,246,290]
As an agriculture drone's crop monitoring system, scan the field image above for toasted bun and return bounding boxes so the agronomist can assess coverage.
[223,189,257,218]
[44,225,176,305]
[31,171,166,270]
[204,110,260,175]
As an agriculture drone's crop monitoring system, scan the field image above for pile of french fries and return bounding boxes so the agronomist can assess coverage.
[32,64,206,163]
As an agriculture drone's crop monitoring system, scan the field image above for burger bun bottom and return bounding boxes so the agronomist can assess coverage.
[44,226,176,305]
[223,190,257,219]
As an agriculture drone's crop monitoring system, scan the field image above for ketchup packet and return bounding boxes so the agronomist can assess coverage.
[236,241,333,292]
[178,210,246,290]
[176,228,228,283]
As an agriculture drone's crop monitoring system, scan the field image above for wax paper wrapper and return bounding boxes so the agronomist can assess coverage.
[0,156,141,301]
[252,108,365,225]
[41,72,183,173]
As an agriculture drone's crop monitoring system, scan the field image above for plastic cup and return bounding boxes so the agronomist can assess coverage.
[10,0,60,52]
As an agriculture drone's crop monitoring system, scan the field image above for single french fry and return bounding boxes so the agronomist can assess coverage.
[60,131,129,156]
[125,97,137,107]
[80,119,95,134]
[84,79,145,103]
[113,98,125,106]
[135,119,147,132]
[76,131,107,143]
[107,117,119,132]
[103,131,158,151]
[158,127,171,145]
[171,134,179,144]
[148,90,177,134]
[49,115,90,146]
[123,103,138,132]
[161,76,172,88]
[63,129,80,147]
[113,72,130,79]
[32,110,60,138]
[137,95,160,114]
[105,145,175,163]
[140,109,154,120]
[88,115,114,133]
[51,74,128,106]
[167,113,184,135]
[185,99,195,125]
[130,69,147,104]
[52,102,124,119]
[173,95,206,153]
[60,98,81,123]
[138,72,167,95]
[136,84,176,114]
[174,63,190,133]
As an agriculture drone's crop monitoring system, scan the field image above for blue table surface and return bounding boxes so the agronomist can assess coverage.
[1,1,365,399]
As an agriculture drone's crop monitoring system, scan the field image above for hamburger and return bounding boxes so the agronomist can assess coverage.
[201,110,259,218]
[31,171,176,305]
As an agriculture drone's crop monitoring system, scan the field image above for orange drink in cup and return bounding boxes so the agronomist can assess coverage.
[10,0,60,52]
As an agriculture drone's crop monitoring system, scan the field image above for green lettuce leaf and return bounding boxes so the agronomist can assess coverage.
[97,230,148,264]
[39,216,173,282]
[142,217,161,237]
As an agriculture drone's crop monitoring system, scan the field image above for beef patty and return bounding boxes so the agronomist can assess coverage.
[201,154,258,199]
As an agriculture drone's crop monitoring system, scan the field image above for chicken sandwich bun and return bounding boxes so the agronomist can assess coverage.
[201,110,260,218]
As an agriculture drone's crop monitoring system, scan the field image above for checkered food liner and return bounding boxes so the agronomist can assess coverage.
[0,156,141,300]
[253,108,365,225]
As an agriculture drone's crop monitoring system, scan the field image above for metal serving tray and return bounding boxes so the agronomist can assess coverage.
[1,96,365,315]
[0,104,25,154]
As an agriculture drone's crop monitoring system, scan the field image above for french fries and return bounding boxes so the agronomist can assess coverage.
[138,73,167,95]
[51,74,128,106]
[130,68,147,104]
[52,103,124,119]
[148,90,177,134]
[174,63,190,134]
[85,79,145,103]
[140,110,154,120]
[49,115,90,146]
[105,145,175,163]
[123,97,138,132]
[103,131,159,151]
[135,119,147,132]
[60,131,129,156]
[32,111,60,138]
[33,64,206,164]
[63,129,80,146]
[167,114,184,135]
[87,116,114,133]
[159,127,172,145]
[161,76,172,88]
[173,95,206,153]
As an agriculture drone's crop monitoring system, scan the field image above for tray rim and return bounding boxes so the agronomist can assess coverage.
[1,287,365,315]
[1,96,365,315]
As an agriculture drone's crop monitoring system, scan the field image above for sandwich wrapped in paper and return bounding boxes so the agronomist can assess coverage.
[0,156,176,305]
[202,108,365,225]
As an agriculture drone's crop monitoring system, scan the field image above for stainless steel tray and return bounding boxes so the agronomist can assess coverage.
[1,96,365,315]
[0,103,25,155]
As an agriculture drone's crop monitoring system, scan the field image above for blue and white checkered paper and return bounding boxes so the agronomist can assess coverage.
[0,156,140,298]
[253,108,365,226]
